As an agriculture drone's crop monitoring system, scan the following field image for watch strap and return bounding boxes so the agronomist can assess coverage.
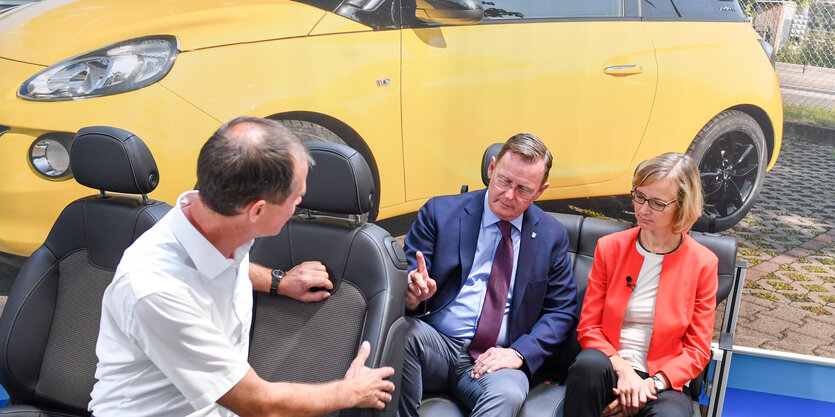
[513,348,525,363]
[270,268,284,296]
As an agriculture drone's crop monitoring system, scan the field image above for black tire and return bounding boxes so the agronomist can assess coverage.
[276,119,347,145]
[688,110,767,233]
[275,119,380,221]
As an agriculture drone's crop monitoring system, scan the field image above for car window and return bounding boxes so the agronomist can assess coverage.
[642,0,746,21]
[482,0,624,20]
[641,0,677,19]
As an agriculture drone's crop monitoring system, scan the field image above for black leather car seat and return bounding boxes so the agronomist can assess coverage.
[0,127,172,416]
[248,141,408,417]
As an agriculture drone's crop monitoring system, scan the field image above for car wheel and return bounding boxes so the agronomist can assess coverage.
[275,119,380,221]
[276,119,347,145]
[688,110,767,233]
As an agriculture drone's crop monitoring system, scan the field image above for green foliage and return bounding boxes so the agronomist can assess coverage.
[769,280,795,290]
[775,31,835,70]
[803,265,827,273]
[796,0,816,9]
[754,291,779,301]
[787,272,811,281]
[783,104,835,128]
[802,305,831,315]
[786,293,813,302]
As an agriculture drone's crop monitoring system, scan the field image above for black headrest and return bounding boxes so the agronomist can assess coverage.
[481,143,503,186]
[300,141,374,215]
[690,231,738,304]
[71,126,159,194]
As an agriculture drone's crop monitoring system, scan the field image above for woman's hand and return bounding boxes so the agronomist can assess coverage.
[602,392,625,417]
[610,356,656,416]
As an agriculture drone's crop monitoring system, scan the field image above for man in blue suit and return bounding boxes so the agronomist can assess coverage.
[399,134,578,417]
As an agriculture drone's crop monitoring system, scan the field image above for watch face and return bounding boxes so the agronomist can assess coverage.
[271,268,285,279]
[653,377,664,391]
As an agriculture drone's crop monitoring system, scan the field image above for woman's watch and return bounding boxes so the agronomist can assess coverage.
[270,268,285,296]
[651,375,665,393]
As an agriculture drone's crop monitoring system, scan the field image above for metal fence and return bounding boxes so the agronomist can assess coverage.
[742,0,835,110]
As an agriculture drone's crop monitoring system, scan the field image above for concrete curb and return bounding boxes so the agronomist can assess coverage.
[784,121,835,146]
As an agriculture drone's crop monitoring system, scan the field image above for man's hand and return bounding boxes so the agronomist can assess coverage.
[280,261,332,302]
[406,251,437,311]
[470,347,523,379]
[342,341,396,409]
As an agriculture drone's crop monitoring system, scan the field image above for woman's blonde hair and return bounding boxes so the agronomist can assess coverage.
[632,152,704,234]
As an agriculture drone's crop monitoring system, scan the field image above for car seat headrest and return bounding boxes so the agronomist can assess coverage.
[299,141,374,215]
[71,126,159,195]
[481,143,504,187]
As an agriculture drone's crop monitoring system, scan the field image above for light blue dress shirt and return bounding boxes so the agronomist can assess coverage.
[425,193,522,347]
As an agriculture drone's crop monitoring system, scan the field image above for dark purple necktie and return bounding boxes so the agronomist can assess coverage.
[469,220,514,360]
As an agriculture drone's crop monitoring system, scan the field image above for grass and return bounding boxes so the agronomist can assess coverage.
[754,292,779,301]
[784,104,835,128]
[803,265,827,273]
[786,294,813,303]
[769,281,795,291]
[750,240,778,250]
[818,257,835,265]
[822,295,835,304]
[787,272,811,281]
[802,306,832,315]
[739,249,762,257]
[579,208,607,219]
[802,284,828,292]
[745,281,764,289]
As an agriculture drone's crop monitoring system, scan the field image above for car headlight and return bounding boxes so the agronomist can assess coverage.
[29,132,75,179]
[18,36,178,101]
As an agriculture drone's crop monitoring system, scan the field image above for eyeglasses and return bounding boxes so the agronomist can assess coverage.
[630,189,677,212]
[493,175,536,201]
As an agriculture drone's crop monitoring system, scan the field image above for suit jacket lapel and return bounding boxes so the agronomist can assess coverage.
[511,206,540,322]
[459,190,484,288]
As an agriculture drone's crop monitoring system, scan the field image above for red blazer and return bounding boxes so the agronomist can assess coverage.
[577,227,718,392]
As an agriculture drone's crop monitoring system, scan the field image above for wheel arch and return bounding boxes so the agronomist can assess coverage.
[726,104,776,167]
[267,111,382,219]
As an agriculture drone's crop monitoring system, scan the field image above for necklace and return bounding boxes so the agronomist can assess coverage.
[638,230,683,255]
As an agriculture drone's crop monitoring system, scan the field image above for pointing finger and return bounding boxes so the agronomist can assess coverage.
[416,251,428,278]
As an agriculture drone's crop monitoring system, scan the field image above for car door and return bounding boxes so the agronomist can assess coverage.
[400,0,657,201]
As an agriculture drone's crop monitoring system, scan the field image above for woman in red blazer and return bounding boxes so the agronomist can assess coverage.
[564,153,718,417]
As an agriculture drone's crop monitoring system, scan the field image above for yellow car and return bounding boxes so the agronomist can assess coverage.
[0,0,782,256]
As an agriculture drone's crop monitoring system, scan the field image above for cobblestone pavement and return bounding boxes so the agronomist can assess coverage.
[720,135,835,358]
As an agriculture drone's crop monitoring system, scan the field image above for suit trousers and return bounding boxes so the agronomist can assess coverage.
[398,317,529,417]
[563,349,693,417]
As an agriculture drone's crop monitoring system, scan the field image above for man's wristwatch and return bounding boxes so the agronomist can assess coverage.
[651,375,665,393]
[270,268,285,296]
[513,348,525,364]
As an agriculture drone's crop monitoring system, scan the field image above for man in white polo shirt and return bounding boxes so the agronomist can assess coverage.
[89,117,395,416]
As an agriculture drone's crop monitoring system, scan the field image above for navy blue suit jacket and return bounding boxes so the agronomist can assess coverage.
[404,189,578,376]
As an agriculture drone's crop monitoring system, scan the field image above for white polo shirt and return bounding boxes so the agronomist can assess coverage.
[90,191,254,416]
